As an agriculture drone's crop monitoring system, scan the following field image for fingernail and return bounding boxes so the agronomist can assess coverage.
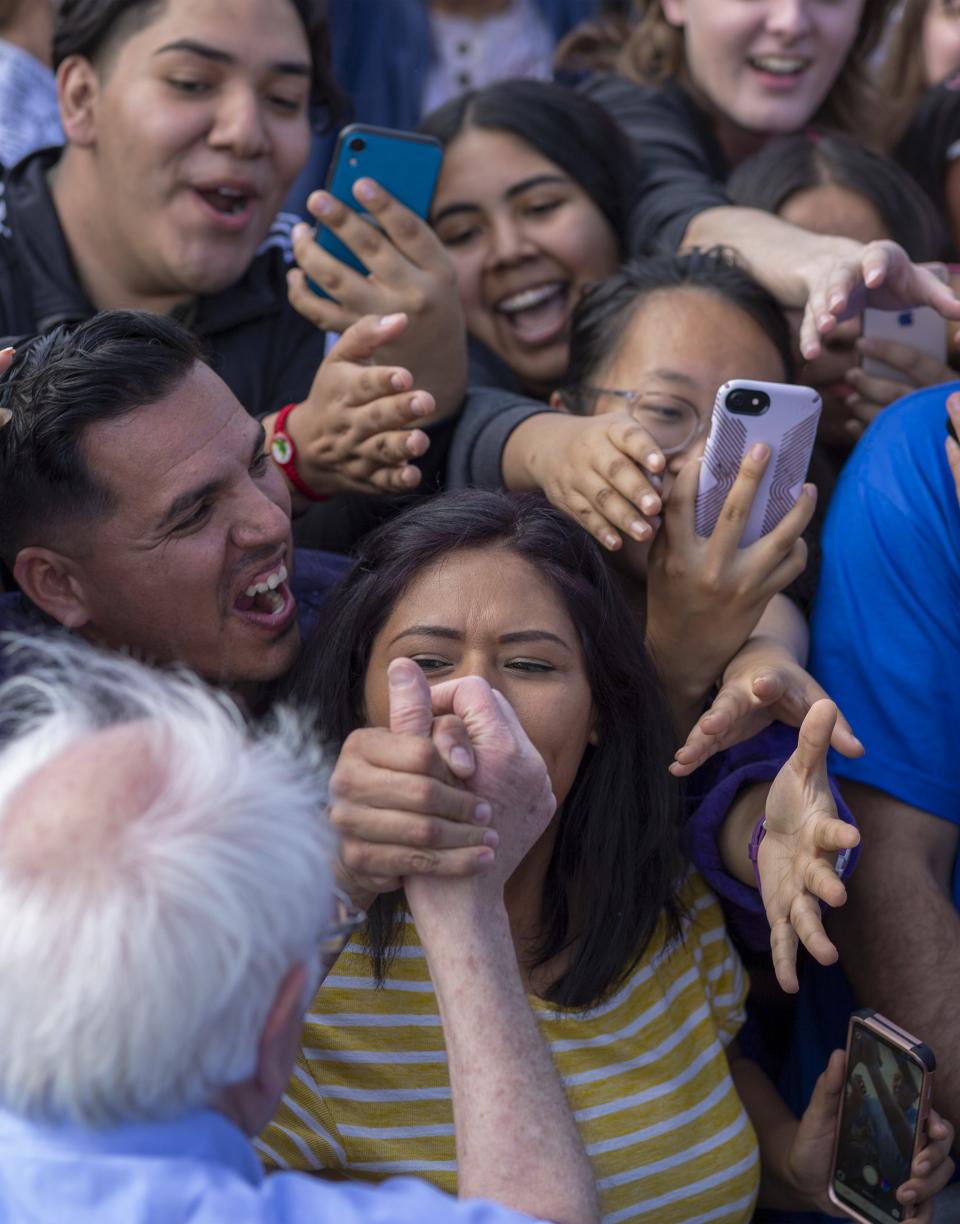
[311,193,332,216]
[829,294,845,311]
[750,443,769,461]
[401,465,420,486]
[408,393,431,417]
[482,829,499,848]
[630,520,650,541]
[818,313,834,330]
[405,432,424,454]
[451,746,473,771]
[866,267,883,287]
[380,312,405,329]
[389,664,415,687]
[602,532,620,550]
[645,452,663,469]
[291,221,311,244]
[355,178,377,202]
[900,1189,917,1203]
[915,1161,930,1176]
[640,494,660,514]
[804,484,818,502]
[390,371,407,391]
[476,848,495,865]
[0,346,14,356]
[473,802,492,825]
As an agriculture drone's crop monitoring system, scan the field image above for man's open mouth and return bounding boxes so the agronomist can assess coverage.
[233,561,296,629]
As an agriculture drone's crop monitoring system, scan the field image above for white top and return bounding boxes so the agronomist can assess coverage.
[423,0,555,115]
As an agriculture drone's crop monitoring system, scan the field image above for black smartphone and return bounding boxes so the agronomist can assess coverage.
[829,1010,935,1224]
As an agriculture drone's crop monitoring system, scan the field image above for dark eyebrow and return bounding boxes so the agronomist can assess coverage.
[432,174,569,227]
[389,625,571,651]
[153,39,311,77]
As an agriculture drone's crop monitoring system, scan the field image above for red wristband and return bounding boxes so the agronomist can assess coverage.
[269,403,329,503]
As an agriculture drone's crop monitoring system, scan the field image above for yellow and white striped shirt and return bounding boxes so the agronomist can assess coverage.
[260,872,759,1223]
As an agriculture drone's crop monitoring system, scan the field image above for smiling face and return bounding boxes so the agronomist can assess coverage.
[661,0,865,141]
[587,286,786,571]
[57,0,312,304]
[61,362,298,685]
[363,547,595,808]
[431,127,620,397]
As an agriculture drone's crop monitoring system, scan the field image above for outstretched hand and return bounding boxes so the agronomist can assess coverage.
[269,312,433,505]
[758,700,861,994]
[800,241,960,360]
[671,641,863,777]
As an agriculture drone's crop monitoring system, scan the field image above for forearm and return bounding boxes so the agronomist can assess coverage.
[748,594,808,666]
[683,207,860,309]
[729,1055,812,1211]
[409,888,599,1224]
[717,780,769,888]
[500,412,559,491]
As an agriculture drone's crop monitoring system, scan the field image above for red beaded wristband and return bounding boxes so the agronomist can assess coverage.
[269,402,329,503]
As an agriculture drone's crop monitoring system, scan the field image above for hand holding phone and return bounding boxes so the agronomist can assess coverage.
[695,380,821,548]
[829,1011,947,1223]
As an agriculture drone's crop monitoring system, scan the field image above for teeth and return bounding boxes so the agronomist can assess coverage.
[497,283,565,315]
[244,562,288,599]
[751,56,806,74]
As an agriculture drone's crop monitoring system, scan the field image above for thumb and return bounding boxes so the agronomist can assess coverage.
[388,658,433,738]
[805,1049,846,1127]
[792,699,837,776]
[327,312,409,365]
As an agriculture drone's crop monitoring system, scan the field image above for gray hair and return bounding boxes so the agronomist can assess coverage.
[0,636,334,1127]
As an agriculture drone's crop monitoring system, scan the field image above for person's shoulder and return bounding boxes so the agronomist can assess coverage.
[256,209,301,266]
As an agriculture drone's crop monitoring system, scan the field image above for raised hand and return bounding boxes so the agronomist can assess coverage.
[265,312,433,506]
[289,180,466,420]
[671,638,863,777]
[758,700,861,994]
[645,447,815,730]
[328,660,499,907]
[799,241,960,361]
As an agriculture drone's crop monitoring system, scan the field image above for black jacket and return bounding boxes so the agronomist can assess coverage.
[0,148,327,420]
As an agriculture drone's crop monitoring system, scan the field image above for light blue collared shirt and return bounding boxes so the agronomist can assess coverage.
[0,1107,543,1223]
[0,40,62,167]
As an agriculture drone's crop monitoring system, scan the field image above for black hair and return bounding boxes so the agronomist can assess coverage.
[419,78,635,257]
[727,131,949,263]
[52,0,341,128]
[288,490,686,1009]
[0,310,200,565]
[559,248,794,411]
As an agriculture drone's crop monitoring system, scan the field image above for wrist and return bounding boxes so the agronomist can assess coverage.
[503,413,555,491]
[407,878,509,941]
[270,402,337,499]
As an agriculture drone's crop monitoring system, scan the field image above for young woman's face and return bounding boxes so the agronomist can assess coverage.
[363,547,595,808]
[431,127,621,397]
[923,0,960,84]
[661,0,866,138]
[586,285,786,570]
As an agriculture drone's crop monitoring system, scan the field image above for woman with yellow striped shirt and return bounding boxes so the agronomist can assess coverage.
[260,491,950,1221]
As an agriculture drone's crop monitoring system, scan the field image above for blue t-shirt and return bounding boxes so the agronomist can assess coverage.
[810,381,960,906]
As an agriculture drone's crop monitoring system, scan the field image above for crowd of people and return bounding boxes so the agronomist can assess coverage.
[0,0,959,1222]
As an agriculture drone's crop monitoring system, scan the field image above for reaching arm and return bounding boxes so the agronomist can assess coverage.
[831,783,960,1128]
[684,208,960,360]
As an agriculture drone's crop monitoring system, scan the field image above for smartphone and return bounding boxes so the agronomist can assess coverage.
[311,124,443,291]
[694,380,821,547]
[829,1010,935,1224]
[862,306,948,382]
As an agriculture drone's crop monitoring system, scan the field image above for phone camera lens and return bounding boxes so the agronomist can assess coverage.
[348,137,366,153]
[725,388,770,415]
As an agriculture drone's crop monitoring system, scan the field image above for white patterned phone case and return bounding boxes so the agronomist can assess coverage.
[694,380,821,548]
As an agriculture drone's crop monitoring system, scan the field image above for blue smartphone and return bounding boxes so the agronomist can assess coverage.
[311,124,443,293]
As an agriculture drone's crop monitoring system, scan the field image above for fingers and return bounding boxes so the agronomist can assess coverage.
[790,891,840,967]
[802,853,849,910]
[431,714,476,781]
[350,179,454,273]
[792,698,838,775]
[829,704,864,759]
[708,443,772,552]
[812,813,861,858]
[808,1048,847,1116]
[340,838,495,886]
[388,658,433,737]
[306,187,413,286]
[753,480,818,563]
[331,757,486,825]
[856,334,950,387]
[800,256,865,360]
[669,683,756,775]
[899,1109,956,1210]
[770,917,800,994]
[324,310,410,365]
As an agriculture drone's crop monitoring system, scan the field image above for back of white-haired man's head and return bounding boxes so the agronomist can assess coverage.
[0,636,335,1134]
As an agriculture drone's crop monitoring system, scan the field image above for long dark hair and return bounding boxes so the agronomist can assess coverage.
[419,78,636,257]
[727,131,949,263]
[289,490,686,1009]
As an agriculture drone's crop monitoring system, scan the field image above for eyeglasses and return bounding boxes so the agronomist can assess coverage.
[317,888,366,974]
[580,387,707,456]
